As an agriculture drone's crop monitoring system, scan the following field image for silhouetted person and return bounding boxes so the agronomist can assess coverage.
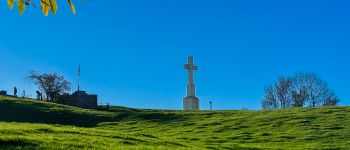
[106,103,109,111]
[14,86,17,97]
[22,90,25,98]
[36,91,42,100]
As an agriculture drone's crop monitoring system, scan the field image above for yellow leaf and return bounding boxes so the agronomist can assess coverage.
[40,0,50,16]
[68,0,76,15]
[49,0,58,14]
[7,0,14,9]
[18,0,25,15]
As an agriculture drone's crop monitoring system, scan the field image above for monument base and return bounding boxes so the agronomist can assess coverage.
[183,96,200,110]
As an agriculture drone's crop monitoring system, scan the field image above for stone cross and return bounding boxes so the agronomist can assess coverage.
[183,56,200,110]
[184,56,198,97]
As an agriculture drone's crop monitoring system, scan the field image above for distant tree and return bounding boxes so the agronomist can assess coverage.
[262,77,293,110]
[290,74,309,107]
[27,70,71,102]
[262,73,339,110]
[322,90,339,106]
[275,76,293,108]
[262,85,278,110]
[291,87,308,107]
[292,73,339,107]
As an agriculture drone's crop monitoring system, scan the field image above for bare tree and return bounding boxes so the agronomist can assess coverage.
[290,74,309,107]
[291,86,308,107]
[262,77,293,110]
[262,73,339,110]
[275,77,293,108]
[322,89,339,106]
[292,73,338,107]
[262,85,278,110]
[27,71,71,102]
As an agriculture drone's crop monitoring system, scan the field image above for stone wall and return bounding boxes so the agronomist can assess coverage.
[71,91,97,109]
[56,91,97,109]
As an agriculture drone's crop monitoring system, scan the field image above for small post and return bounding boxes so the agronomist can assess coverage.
[209,101,212,111]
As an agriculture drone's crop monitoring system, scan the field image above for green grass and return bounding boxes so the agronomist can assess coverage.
[0,97,350,149]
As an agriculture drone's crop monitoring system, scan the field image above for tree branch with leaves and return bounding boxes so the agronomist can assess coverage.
[6,0,76,16]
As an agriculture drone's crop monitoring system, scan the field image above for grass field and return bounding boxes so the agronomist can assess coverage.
[0,97,349,149]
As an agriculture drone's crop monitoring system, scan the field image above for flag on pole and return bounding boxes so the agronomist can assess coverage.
[78,65,81,79]
[78,64,81,91]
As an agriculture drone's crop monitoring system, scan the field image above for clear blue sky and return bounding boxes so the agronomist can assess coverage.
[0,0,349,110]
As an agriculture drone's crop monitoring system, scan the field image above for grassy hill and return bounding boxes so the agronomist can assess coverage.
[0,97,349,149]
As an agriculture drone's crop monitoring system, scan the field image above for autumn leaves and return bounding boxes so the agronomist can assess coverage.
[6,0,76,16]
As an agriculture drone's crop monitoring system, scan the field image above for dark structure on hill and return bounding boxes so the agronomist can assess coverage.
[0,90,15,98]
[0,90,7,97]
[56,91,97,109]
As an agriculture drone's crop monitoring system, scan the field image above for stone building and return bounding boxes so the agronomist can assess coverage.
[0,90,7,97]
[56,91,97,109]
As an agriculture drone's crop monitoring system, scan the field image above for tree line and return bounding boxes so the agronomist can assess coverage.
[23,70,340,110]
[262,73,339,110]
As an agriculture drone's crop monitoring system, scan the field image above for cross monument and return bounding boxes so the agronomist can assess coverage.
[183,56,200,110]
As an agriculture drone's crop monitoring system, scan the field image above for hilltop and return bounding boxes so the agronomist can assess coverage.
[0,97,349,149]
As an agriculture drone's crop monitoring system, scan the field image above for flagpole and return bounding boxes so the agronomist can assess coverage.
[78,64,80,92]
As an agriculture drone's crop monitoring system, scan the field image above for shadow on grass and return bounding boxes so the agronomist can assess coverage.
[0,138,38,149]
[0,100,124,127]
[135,112,184,123]
[0,99,185,127]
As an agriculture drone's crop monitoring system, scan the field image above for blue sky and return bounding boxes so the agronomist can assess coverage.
[0,0,349,110]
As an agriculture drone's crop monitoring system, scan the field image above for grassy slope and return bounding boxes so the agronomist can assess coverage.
[0,97,349,149]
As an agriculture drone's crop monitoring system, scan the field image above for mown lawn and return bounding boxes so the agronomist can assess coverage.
[0,97,349,149]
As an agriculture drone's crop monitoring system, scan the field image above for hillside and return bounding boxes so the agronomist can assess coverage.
[0,97,349,149]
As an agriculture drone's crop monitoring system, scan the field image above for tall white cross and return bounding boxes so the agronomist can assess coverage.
[184,56,198,97]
